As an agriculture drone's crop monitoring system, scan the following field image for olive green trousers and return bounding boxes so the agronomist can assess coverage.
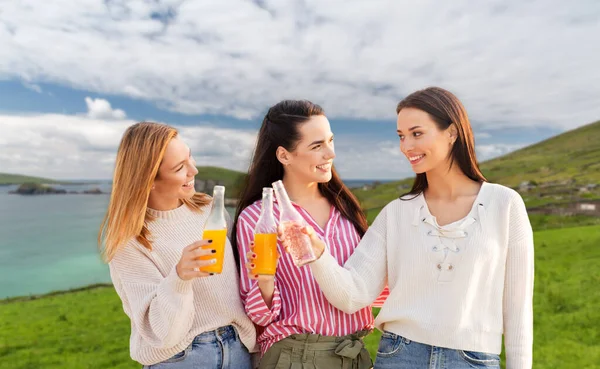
[258,330,372,369]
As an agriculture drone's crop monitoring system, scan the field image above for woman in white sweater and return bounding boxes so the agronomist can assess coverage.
[299,87,534,369]
[99,122,256,368]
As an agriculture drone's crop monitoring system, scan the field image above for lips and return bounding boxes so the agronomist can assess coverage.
[316,163,332,171]
[182,179,195,188]
[408,154,425,165]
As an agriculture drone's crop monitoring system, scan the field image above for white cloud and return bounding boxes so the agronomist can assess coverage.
[477,143,526,161]
[85,97,127,120]
[0,99,258,179]
[22,81,42,93]
[0,0,599,129]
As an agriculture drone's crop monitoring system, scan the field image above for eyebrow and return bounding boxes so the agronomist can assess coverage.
[307,134,334,147]
[396,126,422,133]
[171,148,192,170]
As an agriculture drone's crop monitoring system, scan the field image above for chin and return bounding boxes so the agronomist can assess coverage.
[180,189,196,199]
[319,172,333,183]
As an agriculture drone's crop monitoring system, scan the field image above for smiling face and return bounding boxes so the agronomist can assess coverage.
[277,115,336,184]
[150,136,199,208]
[397,107,456,174]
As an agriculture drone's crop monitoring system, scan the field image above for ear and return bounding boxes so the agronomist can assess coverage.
[448,123,458,144]
[276,146,292,166]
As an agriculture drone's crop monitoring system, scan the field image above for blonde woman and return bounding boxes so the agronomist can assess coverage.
[99,122,256,369]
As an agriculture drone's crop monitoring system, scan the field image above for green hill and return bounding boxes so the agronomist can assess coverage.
[0,173,67,185]
[1,225,597,369]
[195,166,246,197]
[481,120,600,187]
[353,120,600,225]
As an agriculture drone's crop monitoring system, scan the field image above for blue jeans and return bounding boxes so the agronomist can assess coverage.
[144,325,252,369]
[374,331,500,369]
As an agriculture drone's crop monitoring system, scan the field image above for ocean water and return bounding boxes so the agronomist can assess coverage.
[0,179,389,299]
[0,184,113,299]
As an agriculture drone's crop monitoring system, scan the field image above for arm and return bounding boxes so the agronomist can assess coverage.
[237,215,282,326]
[109,245,196,350]
[309,206,389,314]
[503,193,534,369]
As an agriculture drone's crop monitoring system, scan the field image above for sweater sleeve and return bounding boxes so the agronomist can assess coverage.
[310,205,389,314]
[236,214,282,325]
[503,193,534,369]
[109,244,195,350]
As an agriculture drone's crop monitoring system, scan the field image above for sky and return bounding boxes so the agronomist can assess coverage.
[1,0,599,180]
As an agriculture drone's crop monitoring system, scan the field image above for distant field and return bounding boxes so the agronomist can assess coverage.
[0,173,67,185]
[1,225,598,369]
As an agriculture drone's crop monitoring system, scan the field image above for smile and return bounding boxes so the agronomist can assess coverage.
[408,154,425,164]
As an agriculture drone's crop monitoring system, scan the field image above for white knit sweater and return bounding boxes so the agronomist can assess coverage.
[109,203,256,366]
[310,182,534,369]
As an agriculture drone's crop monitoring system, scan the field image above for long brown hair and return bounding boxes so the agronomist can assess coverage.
[98,122,210,262]
[397,87,486,197]
[232,100,368,266]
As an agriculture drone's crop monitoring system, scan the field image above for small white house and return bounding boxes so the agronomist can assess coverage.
[577,203,597,211]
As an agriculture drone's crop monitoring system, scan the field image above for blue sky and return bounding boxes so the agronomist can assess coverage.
[1,0,599,180]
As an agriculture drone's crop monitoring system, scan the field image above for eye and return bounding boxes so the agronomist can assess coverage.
[312,144,321,150]
[413,132,422,137]
[398,134,404,141]
[176,165,184,172]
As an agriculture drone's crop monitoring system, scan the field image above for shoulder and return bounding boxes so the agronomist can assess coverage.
[238,200,262,226]
[109,237,150,268]
[482,182,524,208]
[385,193,422,214]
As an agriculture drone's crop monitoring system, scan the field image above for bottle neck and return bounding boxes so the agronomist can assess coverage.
[260,191,275,222]
[206,188,226,229]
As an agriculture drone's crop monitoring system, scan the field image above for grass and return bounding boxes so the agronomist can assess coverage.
[1,225,598,368]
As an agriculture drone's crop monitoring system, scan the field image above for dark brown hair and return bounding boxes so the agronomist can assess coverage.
[397,87,486,197]
[232,100,368,267]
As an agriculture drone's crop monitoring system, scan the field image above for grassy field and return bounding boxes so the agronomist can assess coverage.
[1,225,598,369]
[0,173,68,185]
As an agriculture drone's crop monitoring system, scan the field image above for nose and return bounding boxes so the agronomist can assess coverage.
[190,164,199,176]
[324,143,335,160]
[400,137,413,155]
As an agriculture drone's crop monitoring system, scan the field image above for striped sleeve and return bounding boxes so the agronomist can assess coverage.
[236,209,282,326]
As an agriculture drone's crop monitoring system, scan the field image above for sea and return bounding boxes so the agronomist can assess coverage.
[0,179,393,299]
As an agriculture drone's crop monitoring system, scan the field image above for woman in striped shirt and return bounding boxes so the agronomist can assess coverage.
[232,100,377,369]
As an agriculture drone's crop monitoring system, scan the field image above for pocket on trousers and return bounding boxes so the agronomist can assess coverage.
[459,350,500,367]
[376,332,405,357]
[273,348,292,369]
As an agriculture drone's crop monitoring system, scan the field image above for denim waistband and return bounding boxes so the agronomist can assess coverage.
[193,325,237,344]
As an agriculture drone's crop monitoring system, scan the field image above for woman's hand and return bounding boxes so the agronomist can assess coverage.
[277,224,326,260]
[176,240,217,280]
[301,225,326,259]
[245,241,276,283]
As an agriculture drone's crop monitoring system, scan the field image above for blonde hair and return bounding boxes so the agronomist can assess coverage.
[99,122,210,261]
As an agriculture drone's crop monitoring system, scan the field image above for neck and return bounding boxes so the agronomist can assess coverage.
[147,194,183,211]
[425,163,478,201]
[281,173,322,206]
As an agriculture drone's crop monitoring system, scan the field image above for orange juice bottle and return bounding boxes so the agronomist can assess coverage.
[200,185,227,274]
[252,188,278,275]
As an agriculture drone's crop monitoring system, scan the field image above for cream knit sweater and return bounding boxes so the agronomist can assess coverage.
[310,182,534,369]
[109,203,256,365]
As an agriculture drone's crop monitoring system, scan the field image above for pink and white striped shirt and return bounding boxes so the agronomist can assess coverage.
[236,198,387,355]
